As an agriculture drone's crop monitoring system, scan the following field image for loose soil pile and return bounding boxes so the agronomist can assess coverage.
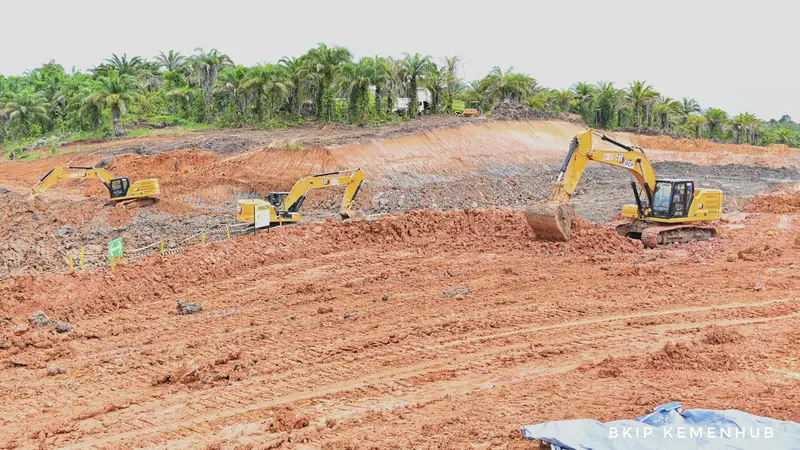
[745,183,800,213]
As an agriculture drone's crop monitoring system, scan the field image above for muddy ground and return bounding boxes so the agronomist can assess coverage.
[0,118,798,449]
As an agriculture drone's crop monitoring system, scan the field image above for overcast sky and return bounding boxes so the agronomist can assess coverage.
[4,0,797,120]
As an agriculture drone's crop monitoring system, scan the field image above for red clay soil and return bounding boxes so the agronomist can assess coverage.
[745,184,800,214]
[0,210,798,449]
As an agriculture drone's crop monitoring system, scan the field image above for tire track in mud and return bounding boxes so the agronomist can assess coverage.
[13,297,796,448]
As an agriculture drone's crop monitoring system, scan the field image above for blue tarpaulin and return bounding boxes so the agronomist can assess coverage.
[520,402,800,450]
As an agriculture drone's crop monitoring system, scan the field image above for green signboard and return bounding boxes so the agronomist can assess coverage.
[108,238,124,260]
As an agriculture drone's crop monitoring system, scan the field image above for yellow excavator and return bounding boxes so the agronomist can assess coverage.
[236,168,364,227]
[32,166,160,206]
[525,129,723,247]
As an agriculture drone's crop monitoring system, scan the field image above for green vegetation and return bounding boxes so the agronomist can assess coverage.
[1,44,798,157]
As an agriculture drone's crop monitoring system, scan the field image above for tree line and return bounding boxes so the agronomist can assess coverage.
[1,43,797,154]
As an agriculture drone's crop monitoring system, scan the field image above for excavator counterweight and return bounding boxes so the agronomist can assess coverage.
[526,129,723,247]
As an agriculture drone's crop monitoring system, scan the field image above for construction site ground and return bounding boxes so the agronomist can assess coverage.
[0,117,798,449]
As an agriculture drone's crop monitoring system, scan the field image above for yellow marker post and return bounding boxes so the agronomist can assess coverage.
[79,248,85,272]
[68,253,74,271]
[160,241,165,260]
[201,231,206,246]
[226,226,231,240]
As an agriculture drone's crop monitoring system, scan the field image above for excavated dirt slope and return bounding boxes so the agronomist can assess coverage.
[1,119,797,278]
[0,118,799,448]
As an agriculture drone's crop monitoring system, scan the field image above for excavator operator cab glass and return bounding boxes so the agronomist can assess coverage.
[651,181,673,218]
[267,192,289,208]
[652,180,694,219]
[109,177,130,199]
[670,181,693,218]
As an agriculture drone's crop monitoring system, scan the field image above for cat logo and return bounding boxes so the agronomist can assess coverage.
[616,154,624,162]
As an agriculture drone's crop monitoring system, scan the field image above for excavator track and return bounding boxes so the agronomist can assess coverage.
[639,223,717,248]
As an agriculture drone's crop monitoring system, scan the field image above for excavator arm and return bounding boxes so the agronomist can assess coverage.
[32,166,116,193]
[549,129,656,210]
[282,168,364,214]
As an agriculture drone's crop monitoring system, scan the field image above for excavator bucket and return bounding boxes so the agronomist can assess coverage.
[524,204,574,242]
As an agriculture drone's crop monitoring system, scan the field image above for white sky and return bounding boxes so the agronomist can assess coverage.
[4,0,797,120]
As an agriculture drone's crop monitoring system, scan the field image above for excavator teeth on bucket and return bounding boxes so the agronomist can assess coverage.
[524,204,574,242]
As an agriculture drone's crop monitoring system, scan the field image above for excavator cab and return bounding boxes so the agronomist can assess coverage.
[108,178,131,200]
[650,180,694,219]
[267,192,289,208]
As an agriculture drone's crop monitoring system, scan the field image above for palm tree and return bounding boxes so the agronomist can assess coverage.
[381,57,404,114]
[551,89,574,114]
[442,55,462,113]
[364,56,389,117]
[85,70,140,136]
[278,56,308,117]
[0,89,50,140]
[730,112,760,144]
[215,65,249,121]
[155,50,186,72]
[401,53,433,118]
[653,97,682,129]
[775,128,795,145]
[703,107,728,139]
[305,43,352,121]
[103,53,144,77]
[570,82,595,121]
[243,64,290,118]
[625,81,659,127]
[480,66,535,105]
[594,81,620,127]
[679,98,701,119]
[423,64,447,115]
[190,48,232,121]
[686,115,707,138]
[336,59,373,125]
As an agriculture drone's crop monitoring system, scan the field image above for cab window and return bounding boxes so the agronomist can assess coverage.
[651,181,672,216]
[671,183,687,217]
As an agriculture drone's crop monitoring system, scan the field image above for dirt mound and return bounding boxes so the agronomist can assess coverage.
[733,243,784,262]
[745,191,800,214]
[567,218,644,253]
[643,341,740,372]
[490,101,564,121]
[701,326,744,345]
